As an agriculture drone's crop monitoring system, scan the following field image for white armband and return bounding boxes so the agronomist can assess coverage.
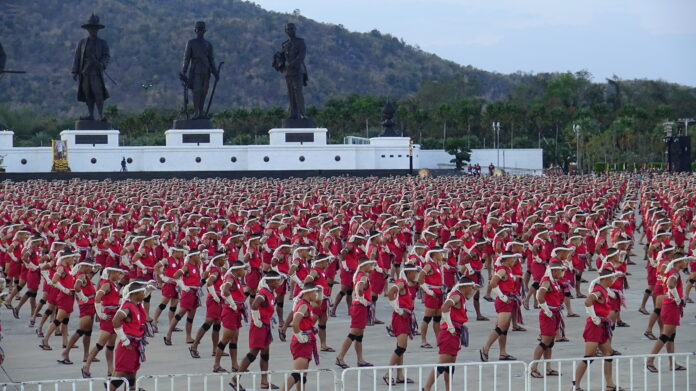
[114,326,129,345]
[207,285,220,302]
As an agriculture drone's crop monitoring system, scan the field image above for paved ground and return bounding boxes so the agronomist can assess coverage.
[1,232,695,390]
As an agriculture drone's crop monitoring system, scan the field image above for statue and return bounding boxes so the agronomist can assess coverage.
[180,21,219,121]
[0,42,5,73]
[379,102,400,137]
[273,23,315,128]
[72,14,111,127]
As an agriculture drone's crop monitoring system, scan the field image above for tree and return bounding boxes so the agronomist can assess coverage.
[445,137,472,171]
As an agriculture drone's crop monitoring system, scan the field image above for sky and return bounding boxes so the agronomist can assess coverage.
[254,0,696,86]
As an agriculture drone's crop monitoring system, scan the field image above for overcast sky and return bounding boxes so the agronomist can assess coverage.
[254,0,696,86]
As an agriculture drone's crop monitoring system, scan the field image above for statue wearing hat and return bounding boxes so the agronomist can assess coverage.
[71,14,111,126]
[273,23,315,128]
[179,21,218,121]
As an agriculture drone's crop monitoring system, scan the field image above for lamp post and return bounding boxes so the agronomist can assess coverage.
[492,121,501,168]
[573,124,581,174]
[663,121,675,172]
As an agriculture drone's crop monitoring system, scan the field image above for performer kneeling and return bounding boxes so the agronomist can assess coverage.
[423,277,477,391]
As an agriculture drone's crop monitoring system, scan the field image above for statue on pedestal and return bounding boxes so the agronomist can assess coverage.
[72,14,112,129]
[379,102,400,137]
[273,23,315,128]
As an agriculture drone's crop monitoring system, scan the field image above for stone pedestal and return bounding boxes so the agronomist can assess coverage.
[369,136,411,147]
[74,120,113,130]
[281,117,316,129]
[268,128,327,146]
[0,130,14,149]
[172,118,214,130]
[164,128,224,147]
[60,129,120,148]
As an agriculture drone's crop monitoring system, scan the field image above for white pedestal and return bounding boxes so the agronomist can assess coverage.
[60,130,120,148]
[164,129,224,147]
[268,128,328,146]
[0,130,14,149]
[369,136,411,147]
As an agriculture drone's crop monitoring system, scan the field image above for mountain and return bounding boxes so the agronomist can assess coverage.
[0,0,516,117]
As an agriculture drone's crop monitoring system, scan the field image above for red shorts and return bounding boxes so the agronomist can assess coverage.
[311,298,328,318]
[531,262,546,282]
[205,296,222,320]
[100,313,116,334]
[179,290,200,311]
[494,297,515,313]
[248,324,272,349]
[6,261,21,278]
[443,271,457,289]
[290,339,315,360]
[26,270,41,291]
[423,291,443,309]
[654,285,665,297]
[161,283,178,299]
[56,292,75,313]
[572,258,585,272]
[437,329,461,356]
[608,295,621,312]
[538,312,560,336]
[245,268,262,291]
[221,307,242,330]
[391,312,412,336]
[46,286,59,305]
[79,303,96,318]
[115,340,141,373]
[275,280,287,296]
[325,261,338,281]
[661,301,681,326]
[582,320,609,344]
[369,272,386,296]
[646,266,657,286]
[349,304,368,329]
[340,269,353,287]
[20,266,28,282]
[690,261,696,273]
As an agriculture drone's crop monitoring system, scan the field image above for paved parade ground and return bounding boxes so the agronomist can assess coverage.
[0,228,694,390]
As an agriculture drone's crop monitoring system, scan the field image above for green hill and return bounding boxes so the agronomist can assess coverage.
[0,0,517,116]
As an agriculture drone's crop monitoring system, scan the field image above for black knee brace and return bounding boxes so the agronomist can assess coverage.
[13,279,19,285]
[277,301,284,308]
[53,319,61,327]
[246,352,257,363]
[394,346,406,357]
[158,303,167,311]
[245,292,251,298]
[144,295,151,303]
[605,358,613,363]
[538,342,548,351]
[690,279,696,284]
[548,341,555,349]
[212,323,221,332]
[175,314,183,321]
[201,322,211,331]
[229,343,237,349]
[346,289,353,296]
[654,308,661,315]
[348,333,357,341]
[437,366,454,375]
[76,329,86,336]
[39,299,47,305]
[170,306,177,312]
[432,316,441,323]
[670,333,676,342]
[291,372,301,383]
[531,282,540,290]
[27,291,37,298]
[110,379,124,388]
[217,342,227,350]
[423,316,432,324]
[186,317,194,324]
[355,335,364,343]
[575,275,582,282]
[495,326,507,336]
[44,308,53,316]
[564,292,572,298]
[318,324,326,330]
[659,334,670,343]
[61,317,69,325]
[84,330,92,337]
[583,355,594,365]
[260,353,270,362]
[645,289,652,295]
[96,343,104,351]
[106,345,115,351]
[336,291,345,298]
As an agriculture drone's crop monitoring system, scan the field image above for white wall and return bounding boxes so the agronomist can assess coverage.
[419,148,544,174]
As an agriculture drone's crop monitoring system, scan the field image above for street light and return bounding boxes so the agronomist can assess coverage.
[677,118,695,136]
[492,121,501,168]
[573,124,581,174]
[663,121,676,172]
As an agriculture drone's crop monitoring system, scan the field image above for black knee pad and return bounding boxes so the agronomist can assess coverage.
[76,329,86,336]
[690,279,696,284]
[170,306,177,312]
[394,346,406,357]
[260,353,270,362]
[336,291,345,298]
[432,316,441,323]
[39,299,47,305]
[13,279,19,285]
[201,322,211,331]
[186,317,194,324]
[158,303,167,311]
[245,292,251,298]
[52,319,60,326]
[303,375,308,384]
[575,275,582,282]
[531,282,540,290]
[423,316,432,324]
[84,330,92,337]
[548,341,555,349]
[229,343,237,349]
[217,342,227,350]
[564,292,572,298]
[175,314,183,321]
[644,289,652,295]
[654,308,661,315]
[538,342,548,351]
[246,352,257,363]
[659,334,670,343]
[670,333,676,342]
[27,291,37,298]
[96,343,104,351]
[605,358,613,363]
[212,323,221,332]
[45,309,53,316]
[144,295,151,303]
[355,335,364,343]
[61,317,69,325]
[583,355,594,365]
[495,326,506,336]
[437,366,454,375]
[277,301,284,308]
[347,333,357,341]
[318,324,326,330]
[291,372,302,383]
[110,379,124,388]
[106,345,115,351]
[346,289,353,296]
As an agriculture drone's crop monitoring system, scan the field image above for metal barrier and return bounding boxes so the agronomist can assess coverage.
[135,368,338,391]
[0,377,129,391]
[527,352,695,391]
[340,361,528,391]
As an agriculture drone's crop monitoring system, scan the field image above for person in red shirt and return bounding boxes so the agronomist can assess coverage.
[215,261,248,373]
[423,276,478,391]
[280,282,321,391]
[59,259,97,365]
[110,280,151,391]
[335,258,375,369]
[417,247,446,349]
[151,246,185,332]
[163,250,203,346]
[645,254,690,373]
[230,271,282,391]
[529,261,565,378]
[572,269,623,391]
[303,254,334,353]
[189,253,227,359]
[39,249,79,350]
[330,234,366,317]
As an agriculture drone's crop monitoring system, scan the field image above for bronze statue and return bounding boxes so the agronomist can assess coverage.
[0,42,5,73]
[180,21,218,120]
[72,14,111,122]
[273,23,314,128]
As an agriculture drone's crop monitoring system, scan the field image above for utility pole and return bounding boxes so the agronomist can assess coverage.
[492,122,501,168]
[573,124,581,174]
